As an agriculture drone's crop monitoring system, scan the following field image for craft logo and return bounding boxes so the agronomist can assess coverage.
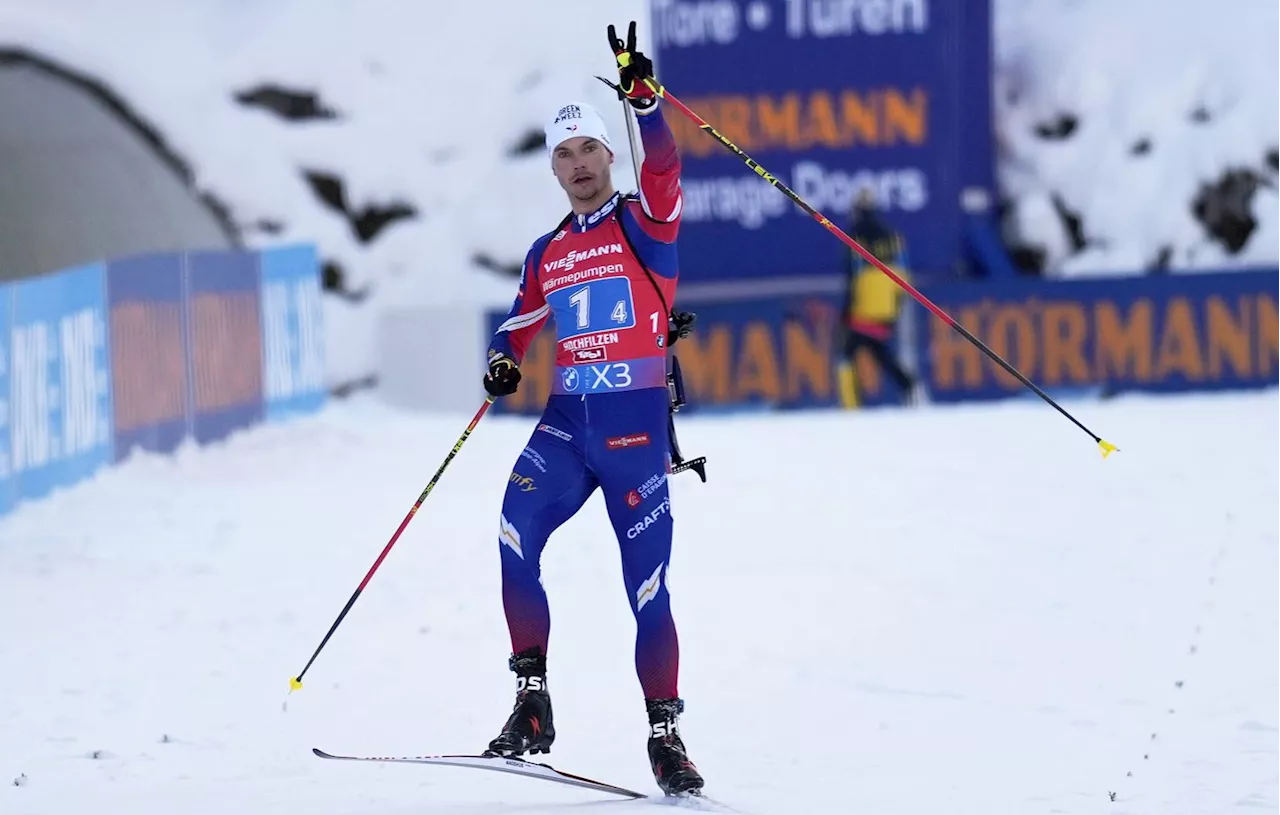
[554,104,582,123]
[607,433,651,450]
[627,497,672,540]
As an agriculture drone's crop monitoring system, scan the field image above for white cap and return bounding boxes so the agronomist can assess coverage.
[544,102,613,160]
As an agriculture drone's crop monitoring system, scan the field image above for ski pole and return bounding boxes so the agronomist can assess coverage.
[289,396,498,692]
[640,77,1117,459]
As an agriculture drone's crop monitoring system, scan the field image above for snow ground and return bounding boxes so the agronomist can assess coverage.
[1,390,1276,815]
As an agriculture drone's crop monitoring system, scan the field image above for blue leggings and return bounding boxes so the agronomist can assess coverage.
[497,387,679,699]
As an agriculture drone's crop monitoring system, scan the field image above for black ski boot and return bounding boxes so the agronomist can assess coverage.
[646,697,704,796]
[485,647,555,757]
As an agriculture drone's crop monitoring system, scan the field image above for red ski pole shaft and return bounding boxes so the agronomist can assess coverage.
[289,396,497,692]
[644,78,1116,458]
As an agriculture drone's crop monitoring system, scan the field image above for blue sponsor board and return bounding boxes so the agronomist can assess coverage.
[106,253,190,460]
[186,250,265,443]
[649,0,994,285]
[260,244,327,421]
[916,269,1280,402]
[0,244,325,520]
[0,284,12,516]
[6,263,114,504]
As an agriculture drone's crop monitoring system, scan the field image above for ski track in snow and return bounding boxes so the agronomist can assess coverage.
[1,390,1277,815]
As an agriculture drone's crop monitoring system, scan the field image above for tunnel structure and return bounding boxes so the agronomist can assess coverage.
[0,50,238,284]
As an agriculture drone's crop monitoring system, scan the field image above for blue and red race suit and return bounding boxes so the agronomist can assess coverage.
[487,105,684,699]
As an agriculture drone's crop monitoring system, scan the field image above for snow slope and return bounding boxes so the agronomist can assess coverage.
[1,390,1276,814]
[996,0,1280,277]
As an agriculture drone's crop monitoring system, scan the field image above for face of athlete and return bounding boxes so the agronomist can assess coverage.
[551,137,614,209]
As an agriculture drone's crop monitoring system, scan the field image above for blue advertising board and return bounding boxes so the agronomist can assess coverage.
[260,244,327,421]
[917,269,1280,402]
[4,263,115,504]
[107,252,191,460]
[0,243,325,520]
[0,285,12,516]
[649,0,993,286]
[186,250,265,443]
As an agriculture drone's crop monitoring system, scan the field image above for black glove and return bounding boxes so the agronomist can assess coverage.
[607,21,658,112]
[668,311,697,346]
[483,354,521,397]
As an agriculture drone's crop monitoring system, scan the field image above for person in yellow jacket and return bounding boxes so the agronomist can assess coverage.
[837,190,918,407]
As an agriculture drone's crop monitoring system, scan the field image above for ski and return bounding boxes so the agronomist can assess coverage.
[311,747,648,799]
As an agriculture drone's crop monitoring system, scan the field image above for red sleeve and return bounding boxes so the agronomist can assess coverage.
[633,105,682,244]
[488,238,552,364]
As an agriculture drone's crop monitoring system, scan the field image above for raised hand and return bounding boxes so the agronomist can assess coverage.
[607,21,658,111]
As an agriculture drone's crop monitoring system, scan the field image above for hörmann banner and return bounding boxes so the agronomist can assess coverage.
[483,268,1278,417]
[648,0,994,287]
[917,269,1280,403]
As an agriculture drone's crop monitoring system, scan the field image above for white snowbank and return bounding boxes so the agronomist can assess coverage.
[995,0,1279,276]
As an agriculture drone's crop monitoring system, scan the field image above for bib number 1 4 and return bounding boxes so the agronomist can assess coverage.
[556,278,636,335]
